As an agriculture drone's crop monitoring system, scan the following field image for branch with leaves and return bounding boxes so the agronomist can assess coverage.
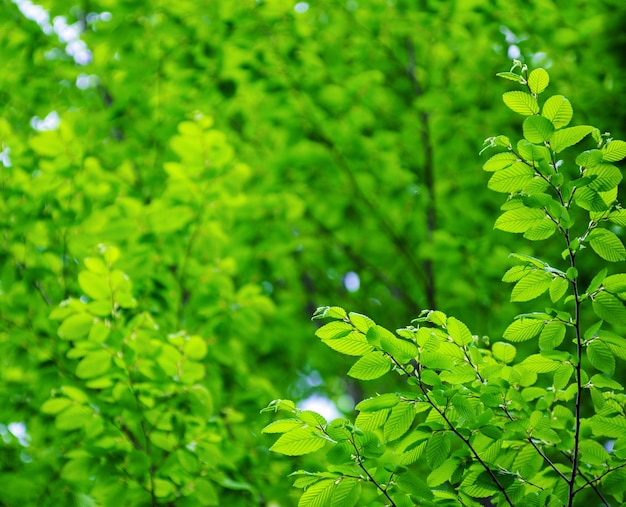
[263,64,626,507]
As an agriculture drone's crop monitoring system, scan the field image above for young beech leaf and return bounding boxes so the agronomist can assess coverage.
[602,139,626,162]
[347,351,391,380]
[604,273,626,293]
[575,187,611,212]
[549,276,569,302]
[585,163,622,192]
[550,125,594,153]
[576,149,604,168]
[269,426,328,456]
[355,393,399,412]
[426,432,450,469]
[539,321,566,350]
[482,152,517,172]
[528,68,549,94]
[384,402,415,442]
[75,349,112,379]
[503,317,546,342]
[588,416,626,438]
[523,115,554,144]
[510,271,552,302]
[520,354,561,373]
[587,228,626,262]
[487,164,534,193]
[502,91,539,116]
[524,219,557,241]
[542,95,573,128]
[446,317,472,346]
[586,268,608,294]
[262,419,304,434]
[494,207,545,233]
[592,292,626,325]
[297,479,334,507]
[587,340,615,375]
[496,71,523,83]
[492,342,516,363]
[321,330,374,356]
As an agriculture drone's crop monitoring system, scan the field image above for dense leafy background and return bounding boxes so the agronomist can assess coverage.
[1,0,625,505]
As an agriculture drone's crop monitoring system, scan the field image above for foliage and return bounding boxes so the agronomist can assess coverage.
[263,65,626,507]
[2,0,626,506]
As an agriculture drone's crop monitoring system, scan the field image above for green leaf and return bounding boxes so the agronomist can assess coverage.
[298,479,334,507]
[426,432,450,469]
[183,335,207,360]
[585,163,622,192]
[521,354,561,373]
[427,458,459,487]
[329,479,360,507]
[510,271,552,302]
[55,405,94,431]
[587,340,616,375]
[549,276,569,303]
[269,426,327,456]
[347,312,375,334]
[524,218,557,241]
[78,271,112,301]
[492,342,516,364]
[579,440,610,467]
[589,416,626,438]
[575,187,612,212]
[592,292,626,325]
[517,140,550,163]
[487,163,534,193]
[447,317,472,346]
[482,152,517,172]
[538,322,566,351]
[586,268,608,294]
[528,68,549,94]
[590,374,622,390]
[608,209,626,226]
[299,410,327,427]
[316,321,352,340]
[347,351,391,380]
[553,363,573,390]
[355,393,399,412]
[195,479,219,506]
[375,326,418,362]
[41,397,73,415]
[75,350,112,379]
[494,208,545,233]
[550,125,594,153]
[384,402,415,442]
[587,228,626,262]
[262,419,304,434]
[396,472,434,500]
[602,139,626,162]
[321,331,374,357]
[604,274,626,293]
[496,71,523,83]
[542,95,573,129]
[576,149,604,168]
[503,317,546,342]
[322,306,348,320]
[523,115,554,144]
[58,313,95,340]
[503,91,539,116]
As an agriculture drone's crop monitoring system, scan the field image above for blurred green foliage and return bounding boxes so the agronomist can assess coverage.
[1,0,625,505]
